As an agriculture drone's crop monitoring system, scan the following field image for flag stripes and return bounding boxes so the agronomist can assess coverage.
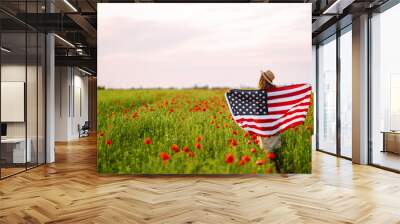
[225,84,312,137]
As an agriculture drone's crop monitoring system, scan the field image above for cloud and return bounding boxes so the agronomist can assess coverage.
[98,4,312,89]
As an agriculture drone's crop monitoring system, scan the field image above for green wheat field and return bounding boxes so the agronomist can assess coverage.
[97,89,313,174]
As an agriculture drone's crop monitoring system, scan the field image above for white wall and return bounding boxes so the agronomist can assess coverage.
[55,66,70,141]
[55,67,89,141]
[1,63,46,164]
[1,65,39,138]
[1,65,26,136]
[72,73,89,138]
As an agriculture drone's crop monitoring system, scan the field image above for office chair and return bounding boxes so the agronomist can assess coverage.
[79,121,90,138]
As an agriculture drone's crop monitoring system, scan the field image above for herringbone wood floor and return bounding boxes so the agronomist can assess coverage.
[1,136,400,224]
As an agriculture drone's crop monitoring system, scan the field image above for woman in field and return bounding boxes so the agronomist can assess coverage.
[257,70,281,153]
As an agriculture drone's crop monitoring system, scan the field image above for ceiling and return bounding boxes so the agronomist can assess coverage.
[0,0,392,75]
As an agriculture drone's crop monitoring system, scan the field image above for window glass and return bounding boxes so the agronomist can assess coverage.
[339,28,352,158]
[371,3,400,171]
[1,31,28,177]
[318,36,337,154]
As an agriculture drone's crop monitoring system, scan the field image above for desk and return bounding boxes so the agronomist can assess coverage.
[1,138,31,163]
[381,131,400,154]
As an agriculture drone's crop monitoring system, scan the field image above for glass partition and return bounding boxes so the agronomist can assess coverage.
[0,2,46,179]
[339,26,352,158]
[1,31,28,177]
[317,35,337,154]
[371,3,400,171]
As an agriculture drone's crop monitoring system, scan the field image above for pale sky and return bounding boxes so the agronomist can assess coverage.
[98,3,312,89]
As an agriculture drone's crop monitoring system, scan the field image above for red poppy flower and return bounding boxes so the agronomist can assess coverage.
[251,134,257,140]
[243,132,249,138]
[195,143,202,149]
[159,152,170,161]
[168,108,174,113]
[216,125,220,129]
[250,148,257,154]
[183,146,190,153]
[247,140,252,145]
[256,159,265,166]
[267,152,277,160]
[171,144,180,153]
[195,136,202,142]
[229,139,238,147]
[241,155,251,162]
[225,153,235,164]
[131,112,139,119]
[143,137,152,145]
[224,123,229,128]
[105,139,112,146]
[232,130,238,135]
[188,151,195,157]
[210,120,215,125]
[239,159,246,166]
[254,139,260,145]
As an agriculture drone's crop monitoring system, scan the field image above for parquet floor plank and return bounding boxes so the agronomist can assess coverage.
[0,136,399,223]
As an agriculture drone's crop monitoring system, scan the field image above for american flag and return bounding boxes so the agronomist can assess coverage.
[225,84,312,137]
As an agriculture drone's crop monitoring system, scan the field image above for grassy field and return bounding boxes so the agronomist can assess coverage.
[97,89,312,174]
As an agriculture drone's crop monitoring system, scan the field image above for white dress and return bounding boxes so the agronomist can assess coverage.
[258,135,281,152]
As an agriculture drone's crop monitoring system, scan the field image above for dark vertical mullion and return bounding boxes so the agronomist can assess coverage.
[60,68,62,117]
[316,45,320,151]
[0,25,2,179]
[336,29,341,157]
[44,32,47,164]
[316,0,321,13]
[44,0,48,165]
[367,11,373,165]
[36,0,39,167]
[24,0,28,170]
[73,68,75,118]
[25,0,28,171]
[68,69,71,118]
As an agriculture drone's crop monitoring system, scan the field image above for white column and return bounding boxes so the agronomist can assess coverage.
[45,0,56,163]
[352,14,369,164]
[46,33,55,163]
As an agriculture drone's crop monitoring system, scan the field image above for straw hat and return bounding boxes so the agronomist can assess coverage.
[261,70,275,85]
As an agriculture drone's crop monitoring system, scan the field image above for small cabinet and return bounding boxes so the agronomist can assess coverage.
[382,132,400,154]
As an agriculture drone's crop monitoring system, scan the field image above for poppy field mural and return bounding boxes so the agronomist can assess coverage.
[97,89,313,174]
[97,4,313,174]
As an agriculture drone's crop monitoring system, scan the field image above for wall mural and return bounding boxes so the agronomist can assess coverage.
[97,3,313,174]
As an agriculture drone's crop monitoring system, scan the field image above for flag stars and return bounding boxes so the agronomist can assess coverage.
[227,90,268,116]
